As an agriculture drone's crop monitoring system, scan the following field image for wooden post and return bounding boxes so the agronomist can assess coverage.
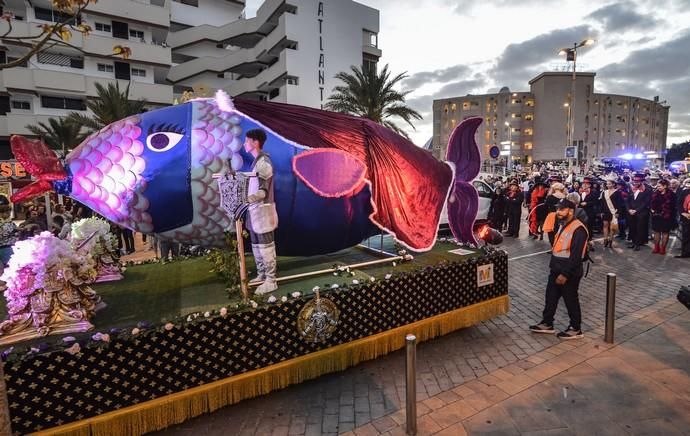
[235,218,249,301]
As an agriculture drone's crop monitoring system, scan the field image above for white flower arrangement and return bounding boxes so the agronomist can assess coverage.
[385,274,392,279]
[352,279,359,285]
[281,296,288,303]
[267,295,277,303]
[1,232,97,313]
[291,291,302,298]
[204,311,211,318]
[220,307,228,317]
[250,300,258,308]
[331,284,339,289]
[370,277,376,282]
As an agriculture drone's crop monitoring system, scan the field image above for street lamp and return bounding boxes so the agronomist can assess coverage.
[504,121,512,171]
[558,38,595,170]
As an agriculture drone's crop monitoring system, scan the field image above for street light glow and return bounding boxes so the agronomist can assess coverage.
[558,48,569,55]
[583,38,595,46]
[504,121,510,126]
[563,102,569,107]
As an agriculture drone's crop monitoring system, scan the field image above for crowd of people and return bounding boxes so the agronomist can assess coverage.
[483,166,690,258]
[0,196,184,267]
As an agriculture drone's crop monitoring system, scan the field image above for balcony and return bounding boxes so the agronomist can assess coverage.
[167,12,296,83]
[83,34,171,66]
[166,0,295,49]
[0,113,55,137]
[86,0,171,28]
[0,68,172,104]
[229,49,289,97]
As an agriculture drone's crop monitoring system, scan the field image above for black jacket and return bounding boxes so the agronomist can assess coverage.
[626,185,652,215]
[549,219,588,279]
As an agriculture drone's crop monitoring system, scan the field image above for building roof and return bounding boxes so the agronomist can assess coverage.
[528,71,596,85]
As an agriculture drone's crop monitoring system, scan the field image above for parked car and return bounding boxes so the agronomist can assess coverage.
[439,179,494,229]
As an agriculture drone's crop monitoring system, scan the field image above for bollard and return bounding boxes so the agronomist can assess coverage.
[605,273,616,343]
[405,334,417,435]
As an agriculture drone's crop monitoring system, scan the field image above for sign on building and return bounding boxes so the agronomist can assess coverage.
[477,263,494,287]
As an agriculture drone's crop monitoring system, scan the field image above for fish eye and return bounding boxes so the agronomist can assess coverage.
[146,132,183,152]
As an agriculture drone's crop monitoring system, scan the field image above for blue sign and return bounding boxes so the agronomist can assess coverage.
[489,145,500,159]
[565,146,576,158]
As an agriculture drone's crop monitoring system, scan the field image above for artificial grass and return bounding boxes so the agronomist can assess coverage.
[0,236,483,340]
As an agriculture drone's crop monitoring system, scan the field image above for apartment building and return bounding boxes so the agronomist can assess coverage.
[433,72,669,164]
[167,0,381,107]
[0,0,381,158]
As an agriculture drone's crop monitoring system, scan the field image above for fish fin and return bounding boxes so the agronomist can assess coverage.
[445,117,483,245]
[293,149,367,198]
[10,135,67,202]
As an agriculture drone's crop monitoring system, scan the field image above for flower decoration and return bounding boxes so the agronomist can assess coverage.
[292,291,302,298]
[267,295,277,303]
[281,296,288,303]
[65,343,81,355]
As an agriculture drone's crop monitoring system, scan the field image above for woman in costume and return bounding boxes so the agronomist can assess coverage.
[599,177,625,248]
[650,179,676,255]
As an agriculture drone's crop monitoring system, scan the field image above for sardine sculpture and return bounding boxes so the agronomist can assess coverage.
[11,91,481,256]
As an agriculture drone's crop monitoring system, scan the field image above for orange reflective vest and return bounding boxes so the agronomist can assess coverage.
[542,212,557,233]
[552,219,588,259]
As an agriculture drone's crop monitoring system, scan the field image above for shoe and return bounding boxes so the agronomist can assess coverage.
[249,275,265,285]
[529,322,556,334]
[634,245,640,251]
[557,326,584,340]
[255,280,277,295]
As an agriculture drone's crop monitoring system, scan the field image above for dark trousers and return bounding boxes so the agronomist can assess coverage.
[681,218,690,256]
[159,240,179,259]
[507,210,521,236]
[542,271,582,330]
[628,211,649,246]
[617,216,627,238]
[121,228,135,253]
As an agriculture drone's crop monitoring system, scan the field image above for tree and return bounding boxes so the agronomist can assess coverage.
[66,82,147,132]
[25,117,88,156]
[666,140,690,163]
[325,64,422,139]
[0,0,131,71]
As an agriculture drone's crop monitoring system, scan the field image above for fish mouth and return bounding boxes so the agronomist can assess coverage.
[67,116,154,233]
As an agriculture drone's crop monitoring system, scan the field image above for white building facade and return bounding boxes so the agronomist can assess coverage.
[0,0,381,158]
[433,72,669,165]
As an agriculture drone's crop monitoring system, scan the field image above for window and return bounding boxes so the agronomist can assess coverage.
[524,142,533,150]
[129,29,144,40]
[462,102,470,110]
[524,128,533,135]
[525,100,534,107]
[511,113,521,118]
[95,22,111,32]
[131,68,146,77]
[97,63,114,72]
[11,100,30,110]
[41,96,86,110]
[34,6,77,24]
[451,103,456,112]
[524,114,533,121]
[37,52,83,69]
[285,76,298,85]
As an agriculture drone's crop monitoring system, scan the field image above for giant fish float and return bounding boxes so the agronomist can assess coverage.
[11,91,482,256]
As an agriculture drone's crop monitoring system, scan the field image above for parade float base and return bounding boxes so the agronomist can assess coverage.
[1,238,509,435]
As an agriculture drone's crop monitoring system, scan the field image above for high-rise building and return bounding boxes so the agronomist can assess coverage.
[0,0,381,158]
[432,72,669,165]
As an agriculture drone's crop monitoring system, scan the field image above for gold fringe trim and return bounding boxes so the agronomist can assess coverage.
[32,295,509,436]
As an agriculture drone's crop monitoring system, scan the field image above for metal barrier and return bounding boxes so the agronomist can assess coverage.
[605,273,616,343]
[405,334,417,435]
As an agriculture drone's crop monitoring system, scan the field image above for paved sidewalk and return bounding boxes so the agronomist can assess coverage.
[155,226,689,436]
[346,299,690,435]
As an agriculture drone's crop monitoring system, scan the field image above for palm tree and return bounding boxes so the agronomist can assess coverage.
[325,64,422,139]
[25,117,88,157]
[66,82,147,132]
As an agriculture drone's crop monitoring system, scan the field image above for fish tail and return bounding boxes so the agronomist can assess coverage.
[445,117,482,245]
[10,135,69,203]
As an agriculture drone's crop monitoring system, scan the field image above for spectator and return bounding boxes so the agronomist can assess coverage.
[650,179,676,255]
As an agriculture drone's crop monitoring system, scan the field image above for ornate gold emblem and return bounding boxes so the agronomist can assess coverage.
[297,296,339,343]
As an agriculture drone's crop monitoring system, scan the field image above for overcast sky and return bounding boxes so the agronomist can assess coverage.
[246,0,690,148]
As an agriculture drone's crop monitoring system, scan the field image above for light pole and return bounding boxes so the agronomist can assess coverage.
[558,38,595,170]
[504,121,512,172]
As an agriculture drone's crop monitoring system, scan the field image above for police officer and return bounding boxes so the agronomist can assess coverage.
[530,198,588,339]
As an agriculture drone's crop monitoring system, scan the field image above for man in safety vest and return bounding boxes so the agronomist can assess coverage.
[529,198,588,339]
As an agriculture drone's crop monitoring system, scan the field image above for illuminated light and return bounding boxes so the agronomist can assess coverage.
[620,153,633,160]
[646,154,659,159]
[499,150,510,156]
[643,151,655,154]
[634,153,644,159]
